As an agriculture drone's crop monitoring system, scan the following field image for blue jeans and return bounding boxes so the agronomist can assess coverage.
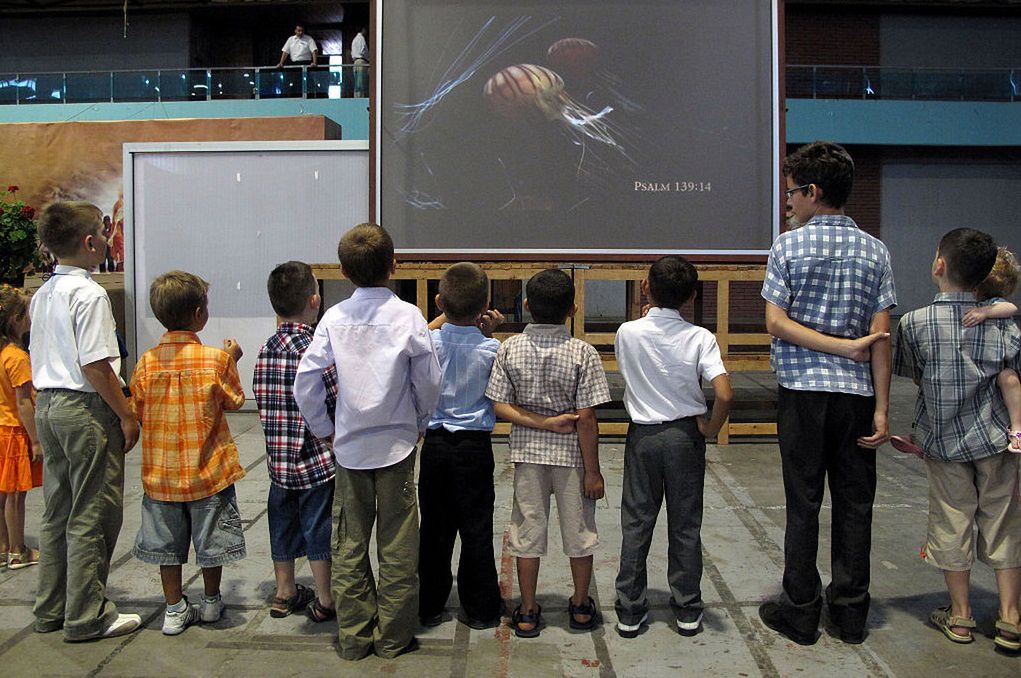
[267,480,335,561]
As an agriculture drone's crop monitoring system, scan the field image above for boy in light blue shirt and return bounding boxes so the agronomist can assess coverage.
[418,263,506,629]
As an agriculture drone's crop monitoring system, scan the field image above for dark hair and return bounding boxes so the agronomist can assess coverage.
[38,201,103,258]
[937,228,998,290]
[338,223,394,287]
[648,255,698,309]
[976,246,1020,301]
[267,261,317,317]
[150,270,209,331]
[439,262,489,323]
[782,141,854,209]
[0,285,29,349]
[526,269,574,324]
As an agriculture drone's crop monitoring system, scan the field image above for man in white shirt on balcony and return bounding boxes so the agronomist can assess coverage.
[277,24,318,67]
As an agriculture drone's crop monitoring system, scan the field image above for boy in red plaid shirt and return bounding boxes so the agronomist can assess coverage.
[254,261,339,622]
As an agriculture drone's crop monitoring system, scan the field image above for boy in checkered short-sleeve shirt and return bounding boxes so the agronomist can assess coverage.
[758,141,897,647]
[253,261,339,623]
[130,271,246,636]
[894,229,1021,651]
[485,269,611,638]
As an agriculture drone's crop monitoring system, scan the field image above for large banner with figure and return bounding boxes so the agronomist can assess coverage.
[379,0,779,256]
[0,116,341,270]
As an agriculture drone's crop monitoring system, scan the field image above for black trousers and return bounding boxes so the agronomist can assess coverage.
[777,386,877,626]
[417,428,502,622]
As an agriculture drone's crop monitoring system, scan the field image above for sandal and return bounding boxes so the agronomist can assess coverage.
[511,604,543,638]
[7,547,39,570]
[306,598,337,623]
[890,435,925,459]
[1007,430,1021,453]
[568,596,601,631]
[270,584,315,618]
[994,618,1021,652]
[930,605,975,644]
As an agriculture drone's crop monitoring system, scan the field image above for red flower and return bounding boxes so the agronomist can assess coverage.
[6,185,17,193]
[20,205,35,220]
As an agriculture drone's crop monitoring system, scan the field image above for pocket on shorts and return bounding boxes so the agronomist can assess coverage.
[217,489,244,537]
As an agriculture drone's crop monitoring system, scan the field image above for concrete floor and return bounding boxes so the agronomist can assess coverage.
[0,374,1018,677]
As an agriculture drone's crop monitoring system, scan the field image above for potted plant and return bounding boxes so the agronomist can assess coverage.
[0,185,44,287]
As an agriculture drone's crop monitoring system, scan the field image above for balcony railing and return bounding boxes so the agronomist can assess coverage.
[787,65,1019,102]
[0,64,370,105]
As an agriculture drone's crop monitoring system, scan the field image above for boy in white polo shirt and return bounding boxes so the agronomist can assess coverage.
[29,202,142,641]
[613,255,733,638]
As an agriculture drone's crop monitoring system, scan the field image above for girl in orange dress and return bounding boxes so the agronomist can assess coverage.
[0,286,42,569]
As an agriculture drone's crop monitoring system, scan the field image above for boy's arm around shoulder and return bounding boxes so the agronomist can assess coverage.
[963,299,1019,328]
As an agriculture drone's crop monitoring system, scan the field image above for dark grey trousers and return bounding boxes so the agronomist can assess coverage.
[614,418,705,625]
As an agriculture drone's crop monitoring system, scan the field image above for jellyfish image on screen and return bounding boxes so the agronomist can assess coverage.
[483,64,625,154]
[547,37,642,114]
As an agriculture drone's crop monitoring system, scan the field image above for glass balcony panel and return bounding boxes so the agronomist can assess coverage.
[785,66,814,98]
[0,75,21,104]
[210,68,256,100]
[63,72,110,103]
[259,67,304,98]
[18,73,65,103]
[112,71,158,102]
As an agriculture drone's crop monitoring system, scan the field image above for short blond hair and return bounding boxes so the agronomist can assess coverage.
[976,246,1020,301]
[150,270,209,331]
[38,201,103,258]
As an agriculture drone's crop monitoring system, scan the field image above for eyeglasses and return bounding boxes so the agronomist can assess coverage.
[784,184,811,199]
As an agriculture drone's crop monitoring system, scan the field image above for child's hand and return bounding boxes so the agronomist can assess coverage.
[843,332,890,362]
[478,308,506,337]
[29,440,43,462]
[223,338,243,362]
[544,413,580,433]
[962,306,989,328]
[583,470,605,500]
[121,415,140,453]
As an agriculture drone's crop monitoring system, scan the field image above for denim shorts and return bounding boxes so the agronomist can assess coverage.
[267,480,334,561]
[133,485,246,568]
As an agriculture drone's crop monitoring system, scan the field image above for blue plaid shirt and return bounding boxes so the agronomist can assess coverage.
[761,215,897,396]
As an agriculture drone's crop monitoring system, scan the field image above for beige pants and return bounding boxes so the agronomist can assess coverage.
[509,463,598,558]
[331,451,419,660]
[33,390,125,641]
[924,453,1021,571]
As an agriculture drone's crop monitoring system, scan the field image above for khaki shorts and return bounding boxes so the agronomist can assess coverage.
[923,453,1021,571]
[509,463,598,558]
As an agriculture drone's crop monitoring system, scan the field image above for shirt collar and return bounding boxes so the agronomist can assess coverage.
[351,287,396,300]
[804,213,856,229]
[277,321,313,336]
[524,323,570,337]
[53,264,91,278]
[933,291,978,304]
[645,307,683,320]
[160,331,202,345]
[440,323,484,336]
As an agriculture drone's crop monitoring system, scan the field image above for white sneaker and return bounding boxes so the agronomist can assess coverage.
[162,600,200,636]
[102,613,142,638]
[676,612,704,636]
[616,613,649,639]
[200,594,225,623]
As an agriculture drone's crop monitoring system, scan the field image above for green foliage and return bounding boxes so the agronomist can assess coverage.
[0,186,44,281]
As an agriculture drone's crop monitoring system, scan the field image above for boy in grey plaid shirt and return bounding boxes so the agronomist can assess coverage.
[894,228,1021,652]
[485,269,611,638]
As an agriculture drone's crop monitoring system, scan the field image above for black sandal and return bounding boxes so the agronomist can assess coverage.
[568,596,600,631]
[270,583,315,618]
[512,604,543,638]
[306,598,337,623]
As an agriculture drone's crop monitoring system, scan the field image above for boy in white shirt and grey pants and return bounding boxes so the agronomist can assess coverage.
[613,256,733,638]
[294,223,441,660]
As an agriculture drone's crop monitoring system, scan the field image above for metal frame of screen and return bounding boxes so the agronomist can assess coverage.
[374,0,781,257]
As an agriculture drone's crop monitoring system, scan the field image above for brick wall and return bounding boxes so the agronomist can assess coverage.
[785,5,880,65]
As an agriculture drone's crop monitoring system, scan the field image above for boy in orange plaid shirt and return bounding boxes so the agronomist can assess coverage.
[130,271,247,636]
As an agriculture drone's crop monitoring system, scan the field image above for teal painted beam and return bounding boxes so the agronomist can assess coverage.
[0,98,370,139]
[787,99,1021,146]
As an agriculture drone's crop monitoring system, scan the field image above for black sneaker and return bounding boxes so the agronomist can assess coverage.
[675,610,704,637]
[616,612,648,639]
[420,613,444,628]
[758,602,818,646]
[460,613,501,630]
